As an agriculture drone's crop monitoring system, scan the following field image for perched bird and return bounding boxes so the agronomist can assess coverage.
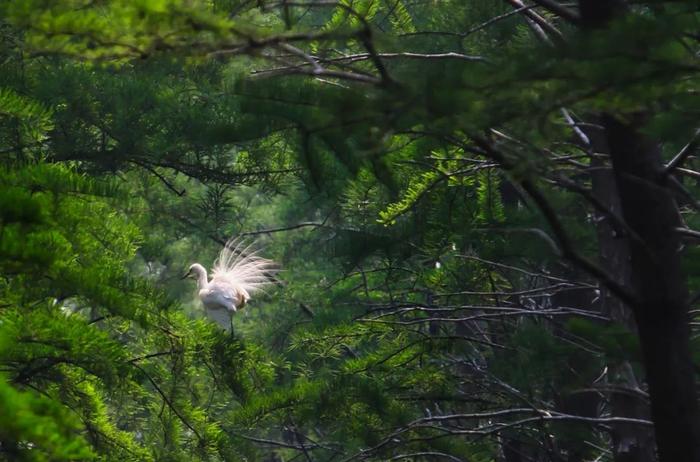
[182,237,276,330]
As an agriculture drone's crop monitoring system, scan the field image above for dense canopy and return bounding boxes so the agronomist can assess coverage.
[1,1,700,461]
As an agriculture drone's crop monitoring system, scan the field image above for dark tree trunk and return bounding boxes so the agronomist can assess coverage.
[588,123,656,462]
[604,114,700,462]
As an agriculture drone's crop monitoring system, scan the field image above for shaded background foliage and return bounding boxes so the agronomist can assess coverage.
[1,1,700,461]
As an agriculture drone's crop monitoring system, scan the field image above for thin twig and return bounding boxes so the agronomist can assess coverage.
[131,363,204,444]
[666,129,700,173]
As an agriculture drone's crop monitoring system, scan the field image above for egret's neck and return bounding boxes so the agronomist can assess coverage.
[192,264,209,290]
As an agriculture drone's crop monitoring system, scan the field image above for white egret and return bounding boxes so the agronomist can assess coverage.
[182,237,276,331]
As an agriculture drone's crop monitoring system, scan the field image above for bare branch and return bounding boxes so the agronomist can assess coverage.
[471,136,639,307]
[529,0,580,23]
[504,0,564,43]
[131,363,204,444]
[666,129,700,173]
[239,221,331,237]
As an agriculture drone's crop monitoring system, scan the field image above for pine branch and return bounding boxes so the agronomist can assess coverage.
[131,364,204,444]
[471,136,639,308]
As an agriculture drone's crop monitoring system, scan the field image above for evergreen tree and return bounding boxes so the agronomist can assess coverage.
[2,1,700,461]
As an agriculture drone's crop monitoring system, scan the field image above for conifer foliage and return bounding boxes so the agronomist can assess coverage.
[2,1,700,461]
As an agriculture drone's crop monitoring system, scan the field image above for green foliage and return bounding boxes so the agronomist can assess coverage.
[379,170,441,225]
[0,87,53,140]
[0,375,94,461]
[567,318,641,363]
[475,169,505,223]
[3,0,236,61]
[2,1,699,461]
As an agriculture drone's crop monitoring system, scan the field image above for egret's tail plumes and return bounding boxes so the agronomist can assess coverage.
[211,237,276,295]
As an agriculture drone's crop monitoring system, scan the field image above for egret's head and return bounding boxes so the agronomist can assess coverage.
[181,263,206,280]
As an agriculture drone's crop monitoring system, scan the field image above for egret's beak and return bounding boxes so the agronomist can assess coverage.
[180,272,190,280]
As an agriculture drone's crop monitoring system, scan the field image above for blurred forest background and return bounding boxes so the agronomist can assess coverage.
[1,1,700,461]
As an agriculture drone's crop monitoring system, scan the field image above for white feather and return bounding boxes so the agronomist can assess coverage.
[211,236,276,297]
[204,305,234,332]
